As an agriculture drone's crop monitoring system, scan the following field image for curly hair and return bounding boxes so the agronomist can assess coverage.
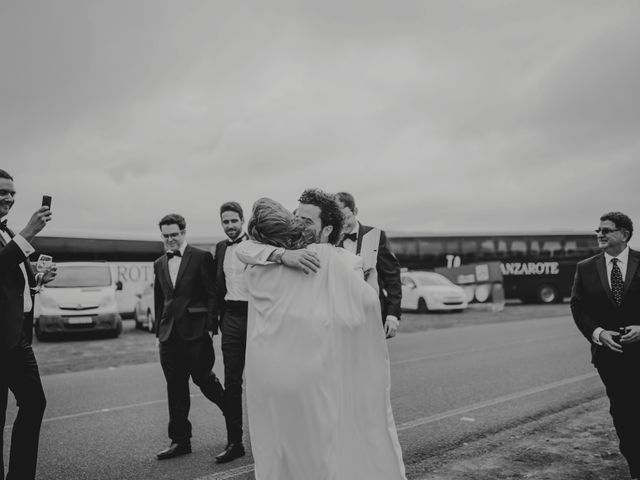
[247,198,315,249]
[600,211,634,241]
[297,188,344,245]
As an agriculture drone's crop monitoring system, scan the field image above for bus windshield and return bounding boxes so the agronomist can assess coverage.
[46,266,112,288]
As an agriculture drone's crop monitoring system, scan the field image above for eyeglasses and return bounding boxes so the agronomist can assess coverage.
[161,231,184,239]
[595,228,620,235]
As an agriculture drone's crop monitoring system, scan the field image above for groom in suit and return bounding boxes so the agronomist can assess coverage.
[335,192,402,339]
[571,211,640,479]
[212,201,248,463]
[154,214,226,460]
[0,169,55,480]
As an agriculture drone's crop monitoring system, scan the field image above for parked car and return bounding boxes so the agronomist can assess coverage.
[133,282,156,333]
[401,271,468,313]
[34,262,123,340]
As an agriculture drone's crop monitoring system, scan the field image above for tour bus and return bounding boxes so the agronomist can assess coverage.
[387,231,599,304]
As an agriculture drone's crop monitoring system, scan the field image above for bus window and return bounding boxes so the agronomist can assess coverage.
[417,239,444,266]
[497,240,507,255]
[541,240,562,258]
[478,239,497,260]
[461,239,477,263]
[388,238,418,262]
[510,240,527,258]
[530,240,540,258]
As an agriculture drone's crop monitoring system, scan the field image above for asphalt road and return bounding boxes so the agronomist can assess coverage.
[4,313,602,480]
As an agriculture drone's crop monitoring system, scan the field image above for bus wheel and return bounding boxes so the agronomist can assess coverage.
[536,284,559,304]
[417,298,429,313]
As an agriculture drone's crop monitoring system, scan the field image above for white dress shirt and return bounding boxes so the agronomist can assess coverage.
[0,229,36,312]
[224,236,249,301]
[167,242,188,287]
[592,246,630,344]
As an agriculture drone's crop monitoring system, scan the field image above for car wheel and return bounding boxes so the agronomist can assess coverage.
[133,311,143,330]
[34,319,51,342]
[536,284,559,304]
[109,320,123,338]
[417,298,429,313]
[147,310,155,333]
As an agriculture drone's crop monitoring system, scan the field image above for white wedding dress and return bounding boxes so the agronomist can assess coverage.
[241,243,406,480]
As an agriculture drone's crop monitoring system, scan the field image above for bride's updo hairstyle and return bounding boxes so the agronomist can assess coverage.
[248,197,315,249]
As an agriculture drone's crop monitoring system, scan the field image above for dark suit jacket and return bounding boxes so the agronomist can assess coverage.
[153,244,217,342]
[0,229,37,352]
[571,248,640,367]
[356,224,402,320]
[213,235,247,322]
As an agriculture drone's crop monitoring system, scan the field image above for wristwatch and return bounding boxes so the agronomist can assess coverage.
[273,247,285,264]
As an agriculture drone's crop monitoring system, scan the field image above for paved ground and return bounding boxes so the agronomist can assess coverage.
[24,302,631,479]
[33,303,571,376]
[417,397,629,480]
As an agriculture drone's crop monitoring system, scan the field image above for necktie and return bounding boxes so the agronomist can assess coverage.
[166,250,182,259]
[0,219,7,232]
[610,258,624,306]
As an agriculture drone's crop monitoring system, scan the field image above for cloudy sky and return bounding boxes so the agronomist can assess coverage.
[2,1,639,246]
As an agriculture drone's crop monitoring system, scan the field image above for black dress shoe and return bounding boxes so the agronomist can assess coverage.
[156,442,192,460]
[215,443,245,463]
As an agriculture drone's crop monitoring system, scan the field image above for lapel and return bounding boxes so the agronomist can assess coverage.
[174,245,192,290]
[356,223,366,255]
[160,253,173,292]
[623,249,639,299]
[1,226,35,287]
[218,242,228,279]
[595,253,617,306]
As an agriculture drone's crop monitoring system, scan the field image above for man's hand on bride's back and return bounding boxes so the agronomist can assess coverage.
[282,249,321,274]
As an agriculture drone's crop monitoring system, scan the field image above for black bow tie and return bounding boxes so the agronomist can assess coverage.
[166,250,182,259]
[0,219,7,232]
[226,235,245,246]
[342,232,357,243]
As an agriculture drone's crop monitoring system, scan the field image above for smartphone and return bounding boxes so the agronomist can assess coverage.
[36,254,53,273]
[42,195,52,209]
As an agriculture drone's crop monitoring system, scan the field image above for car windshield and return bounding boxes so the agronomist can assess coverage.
[46,266,112,288]
[412,273,454,287]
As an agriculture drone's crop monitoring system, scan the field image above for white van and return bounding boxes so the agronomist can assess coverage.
[34,262,123,340]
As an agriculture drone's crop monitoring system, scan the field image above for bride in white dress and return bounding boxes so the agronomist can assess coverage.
[237,195,406,480]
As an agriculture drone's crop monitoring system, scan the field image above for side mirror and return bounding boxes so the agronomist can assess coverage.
[115,281,123,291]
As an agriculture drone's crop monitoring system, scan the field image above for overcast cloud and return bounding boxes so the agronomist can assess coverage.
[2,1,639,247]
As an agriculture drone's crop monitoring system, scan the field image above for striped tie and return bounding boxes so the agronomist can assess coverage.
[610,258,624,306]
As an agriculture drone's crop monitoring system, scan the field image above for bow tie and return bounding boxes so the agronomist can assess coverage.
[342,232,357,243]
[166,250,182,259]
[0,219,7,232]
[226,235,245,246]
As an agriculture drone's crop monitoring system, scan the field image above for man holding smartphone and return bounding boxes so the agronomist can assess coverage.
[571,211,640,479]
[0,169,56,480]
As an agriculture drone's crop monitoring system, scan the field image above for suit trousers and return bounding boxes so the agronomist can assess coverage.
[159,330,225,444]
[220,302,248,445]
[0,337,47,480]
[597,360,640,477]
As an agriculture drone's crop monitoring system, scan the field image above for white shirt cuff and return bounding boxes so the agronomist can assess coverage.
[12,234,35,258]
[592,327,604,345]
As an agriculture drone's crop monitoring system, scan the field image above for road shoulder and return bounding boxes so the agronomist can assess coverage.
[411,396,629,480]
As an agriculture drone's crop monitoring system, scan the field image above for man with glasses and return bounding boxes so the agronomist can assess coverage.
[153,214,226,460]
[571,211,640,479]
